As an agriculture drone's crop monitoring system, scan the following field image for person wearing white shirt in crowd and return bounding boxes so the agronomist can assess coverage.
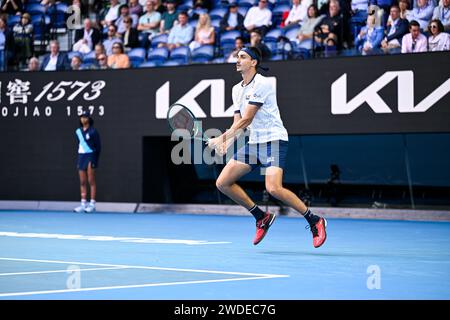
[284,0,311,27]
[243,0,272,35]
[401,20,428,53]
[427,18,450,50]
[432,0,450,31]
[101,0,121,27]
[409,0,435,30]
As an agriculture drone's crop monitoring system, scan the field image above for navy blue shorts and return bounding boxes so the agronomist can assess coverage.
[233,140,288,170]
[77,153,99,170]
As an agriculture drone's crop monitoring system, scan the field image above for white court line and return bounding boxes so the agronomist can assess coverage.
[0,266,129,277]
[0,257,289,297]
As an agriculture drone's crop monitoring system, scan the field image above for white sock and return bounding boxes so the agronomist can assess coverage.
[90,200,96,206]
[81,199,87,206]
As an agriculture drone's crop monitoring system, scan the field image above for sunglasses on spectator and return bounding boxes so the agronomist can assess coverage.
[98,57,106,61]
[430,25,438,29]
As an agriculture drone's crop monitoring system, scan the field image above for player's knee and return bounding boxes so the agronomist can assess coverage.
[266,185,284,199]
[215,179,228,193]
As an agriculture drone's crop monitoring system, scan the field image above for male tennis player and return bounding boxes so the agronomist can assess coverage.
[207,47,327,247]
[74,111,101,213]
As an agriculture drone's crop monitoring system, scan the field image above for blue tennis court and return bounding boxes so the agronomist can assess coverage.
[0,210,449,300]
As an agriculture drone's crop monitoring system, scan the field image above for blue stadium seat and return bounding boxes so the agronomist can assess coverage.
[128,48,146,67]
[170,46,190,64]
[178,0,193,12]
[220,30,241,47]
[264,27,284,43]
[147,47,170,65]
[237,0,256,8]
[31,15,50,43]
[191,45,214,63]
[68,51,83,61]
[285,26,300,42]
[211,17,221,31]
[7,15,21,28]
[151,33,168,48]
[269,54,284,61]
[139,61,157,68]
[83,51,97,64]
[237,6,249,17]
[162,60,182,67]
[209,7,227,20]
[189,19,198,28]
[26,3,47,16]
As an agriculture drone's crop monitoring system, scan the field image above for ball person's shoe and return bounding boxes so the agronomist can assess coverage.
[73,204,86,213]
[253,213,277,245]
[307,217,327,248]
[84,203,96,213]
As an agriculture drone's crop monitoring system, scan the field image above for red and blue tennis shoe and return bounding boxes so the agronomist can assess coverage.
[307,217,328,248]
[253,212,277,245]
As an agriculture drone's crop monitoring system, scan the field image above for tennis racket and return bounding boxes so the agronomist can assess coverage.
[167,103,210,142]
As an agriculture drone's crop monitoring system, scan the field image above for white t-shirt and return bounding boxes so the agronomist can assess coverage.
[232,73,288,144]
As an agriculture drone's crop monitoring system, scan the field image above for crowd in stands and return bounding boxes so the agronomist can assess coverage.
[0,0,448,71]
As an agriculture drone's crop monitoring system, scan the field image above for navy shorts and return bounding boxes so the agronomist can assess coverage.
[233,140,288,170]
[77,153,99,170]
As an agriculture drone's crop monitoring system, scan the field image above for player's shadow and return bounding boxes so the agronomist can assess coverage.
[258,250,391,258]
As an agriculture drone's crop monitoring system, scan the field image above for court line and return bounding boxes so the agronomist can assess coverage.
[0,266,129,277]
[0,257,289,297]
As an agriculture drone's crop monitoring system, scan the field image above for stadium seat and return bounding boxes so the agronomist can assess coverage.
[147,47,170,65]
[189,19,198,28]
[264,27,284,43]
[83,51,97,64]
[68,51,83,61]
[7,15,21,28]
[237,0,256,8]
[178,0,193,12]
[128,48,147,68]
[151,33,168,48]
[162,60,182,66]
[285,26,300,42]
[31,15,50,44]
[191,45,214,63]
[139,61,157,68]
[238,6,249,17]
[209,7,227,20]
[220,30,241,47]
[170,46,190,64]
[26,3,46,16]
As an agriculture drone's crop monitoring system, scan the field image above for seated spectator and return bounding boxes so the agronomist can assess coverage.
[13,12,33,68]
[115,4,139,35]
[129,0,143,16]
[103,24,123,56]
[0,16,14,72]
[354,13,384,54]
[96,53,110,69]
[122,16,140,50]
[296,4,324,50]
[369,0,394,26]
[409,0,434,30]
[73,18,101,54]
[94,43,106,59]
[427,19,450,51]
[154,0,166,14]
[401,20,428,53]
[249,29,271,61]
[41,40,70,71]
[314,0,343,49]
[159,11,193,50]
[398,0,412,21]
[71,54,83,70]
[220,2,245,33]
[226,36,245,63]
[381,5,409,52]
[107,42,130,68]
[137,1,162,47]
[243,0,272,36]
[27,56,39,71]
[284,0,310,28]
[1,0,23,15]
[160,0,178,34]
[101,0,121,27]
[189,13,215,51]
[432,0,450,31]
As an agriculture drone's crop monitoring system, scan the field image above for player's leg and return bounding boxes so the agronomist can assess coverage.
[74,169,88,212]
[85,162,97,213]
[265,166,327,248]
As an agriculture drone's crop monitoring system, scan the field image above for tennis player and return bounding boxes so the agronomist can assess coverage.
[74,111,101,213]
[207,47,327,247]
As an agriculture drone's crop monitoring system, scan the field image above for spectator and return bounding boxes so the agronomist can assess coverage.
[13,12,33,68]
[409,0,435,30]
[296,4,325,50]
[153,0,166,14]
[129,0,143,16]
[115,4,139,35]
[369,0,394,26]
[314,0,344,49]
[160,0,178,34]
[96,53,110,69]
[71,54,83,70]
[159,11,193,50]
[432,0,450,31]
[107,41,130,68]
[427,18,450,51]
[381,5,409,52]
[226,36,245,63]
[398,0,412,21]
[249,29,271,61]
[94,43,106,59]
[1,0,23,15]
[189,12,215,51]
[103,24,123,56]
[101,0,121,27]
[27,56,40,71]
[243,0,272,36]
[284,0,310,28]
[41,40,70,71]
[219,2,245,33]
[122,16,140,49]
[354,13,384,54]
[401,20,428,53]
[0,16,14,71]
[137,1,162,47]
[193,0,213,12]
[73,18,101,54]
